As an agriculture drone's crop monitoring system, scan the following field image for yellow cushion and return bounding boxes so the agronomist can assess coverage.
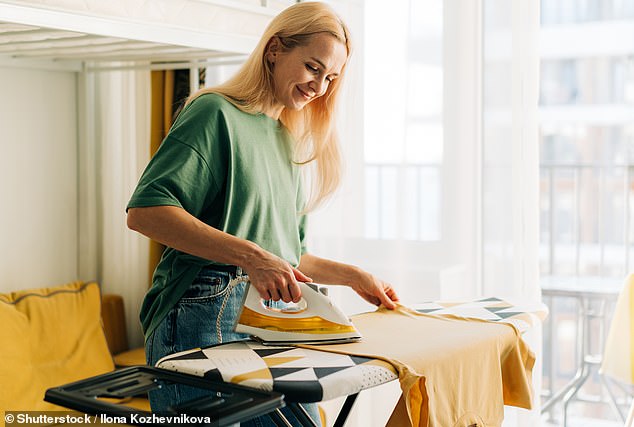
[0,281,115,410]
[113,347,146,368]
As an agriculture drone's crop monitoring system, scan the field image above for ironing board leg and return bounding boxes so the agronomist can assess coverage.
[333,393,359,427]
[287,403,318,427]
[269,408,293,427]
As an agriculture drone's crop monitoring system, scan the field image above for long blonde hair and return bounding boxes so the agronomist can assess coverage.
[188,2,351,211]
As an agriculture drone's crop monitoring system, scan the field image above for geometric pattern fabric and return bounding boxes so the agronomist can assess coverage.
[156,340,398,402]
[157,298,547,403]
[411,297,548,334]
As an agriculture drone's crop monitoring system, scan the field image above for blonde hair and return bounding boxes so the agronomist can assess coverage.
[188,2,351,211]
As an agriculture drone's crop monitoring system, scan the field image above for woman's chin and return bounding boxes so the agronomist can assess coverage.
[289,98,311,111]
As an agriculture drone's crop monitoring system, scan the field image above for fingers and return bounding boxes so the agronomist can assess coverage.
[292,266,312,283]
[286,280,302,303]
[248,263,304,303]
[355,277,400,310]
[378,287,397,309]
[257,281,295,303]
[277,281,296,303]
[256,287,274,301]
[385,285,400,302]
[289,266,310,303]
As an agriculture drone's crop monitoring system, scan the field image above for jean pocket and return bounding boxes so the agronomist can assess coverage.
[180,269,231,302]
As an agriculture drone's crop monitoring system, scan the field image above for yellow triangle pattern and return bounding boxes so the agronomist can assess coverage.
[230,368,272,384]
[439,302,463,308]
[263,356,304,367]
[487,302,513,308]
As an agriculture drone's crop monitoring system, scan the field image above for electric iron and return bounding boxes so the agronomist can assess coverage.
[234,281,362,345]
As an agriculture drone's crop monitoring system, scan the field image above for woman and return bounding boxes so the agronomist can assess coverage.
[126,2,399,424]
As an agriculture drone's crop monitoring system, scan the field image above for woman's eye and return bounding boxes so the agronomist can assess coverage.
[305,64,319,73]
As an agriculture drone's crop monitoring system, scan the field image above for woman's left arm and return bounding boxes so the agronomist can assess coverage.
[298,253,399,309]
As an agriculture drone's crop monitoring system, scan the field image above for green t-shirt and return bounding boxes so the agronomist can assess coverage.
[127,93,308,337]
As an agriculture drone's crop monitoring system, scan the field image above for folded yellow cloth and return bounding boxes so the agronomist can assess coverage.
[302,305,534,427]
[600,274,634,385]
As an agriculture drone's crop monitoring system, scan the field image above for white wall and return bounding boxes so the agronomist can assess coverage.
[0,67,78,291]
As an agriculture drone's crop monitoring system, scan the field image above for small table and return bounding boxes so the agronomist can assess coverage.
[540,276,623,426]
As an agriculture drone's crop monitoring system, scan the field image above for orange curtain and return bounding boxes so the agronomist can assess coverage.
[147,70,175,285]
[148,69,202,285]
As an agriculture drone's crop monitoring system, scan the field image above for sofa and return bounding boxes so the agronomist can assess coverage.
[0,280,148,412]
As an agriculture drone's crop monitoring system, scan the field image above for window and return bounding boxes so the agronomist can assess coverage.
[363,0,443,241]
[538,1,634,422]
[541,0,634,24]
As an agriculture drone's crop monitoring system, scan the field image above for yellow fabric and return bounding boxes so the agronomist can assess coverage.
[0,300,48,410]
[113,347,146,368]
[601,274,634,384]
[101,294,129,355]
[0,281,115,411]
[302,305,534,427]
[630,280,634,384]
[148,70,171,287]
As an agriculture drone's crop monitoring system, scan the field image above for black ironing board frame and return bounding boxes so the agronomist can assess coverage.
[44,366,359,427]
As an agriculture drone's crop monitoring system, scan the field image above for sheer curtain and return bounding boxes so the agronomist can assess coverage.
[311,0,541,320]
[79,67,151,348]
[310,0,458,315]
[312,0,541,425]
[482,3,542,426]
[310,0,510,309]
[482,1,541,302]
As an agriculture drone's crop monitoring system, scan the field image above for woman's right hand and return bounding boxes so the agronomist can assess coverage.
[241,251,312,304]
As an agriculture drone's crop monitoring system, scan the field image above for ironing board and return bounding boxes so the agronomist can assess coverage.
[45,297,546,427]
[156,341,398,426]
[155,297,547,426]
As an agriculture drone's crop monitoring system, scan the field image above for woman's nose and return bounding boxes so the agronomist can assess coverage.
[309,78,328,97]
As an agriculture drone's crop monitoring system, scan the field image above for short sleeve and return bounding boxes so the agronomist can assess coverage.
[127,95,230,216]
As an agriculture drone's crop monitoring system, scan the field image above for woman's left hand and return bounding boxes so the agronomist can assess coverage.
[349,270,399,309]
[297,253,400,309]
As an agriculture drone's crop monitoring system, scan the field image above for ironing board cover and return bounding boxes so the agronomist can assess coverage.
[156,341,397,402]
[410,296,548,334]
[156,297,547,404]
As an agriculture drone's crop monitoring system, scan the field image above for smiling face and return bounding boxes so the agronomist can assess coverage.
[264,32,348,118]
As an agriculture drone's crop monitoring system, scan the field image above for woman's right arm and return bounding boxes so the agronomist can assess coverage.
[127,205,308,302]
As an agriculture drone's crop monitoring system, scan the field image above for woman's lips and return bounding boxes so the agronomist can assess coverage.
[297,86,312,100]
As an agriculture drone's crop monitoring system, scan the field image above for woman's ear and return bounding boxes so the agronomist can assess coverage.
[266,36,281,63]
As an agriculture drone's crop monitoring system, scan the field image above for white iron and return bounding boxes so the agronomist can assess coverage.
[234,282,362,345]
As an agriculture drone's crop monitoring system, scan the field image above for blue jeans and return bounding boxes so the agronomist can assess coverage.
[145,266,321,426]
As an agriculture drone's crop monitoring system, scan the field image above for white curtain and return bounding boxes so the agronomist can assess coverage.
[310,0,541,320]
[310,0,498,308]
[482,1,541,302]
[482,2,542,425]
[312,0,542,425]
[79,67,151,348]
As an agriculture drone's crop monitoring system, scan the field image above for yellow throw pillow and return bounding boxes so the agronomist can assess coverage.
[0,281,115,410]
[0,301,47,410]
